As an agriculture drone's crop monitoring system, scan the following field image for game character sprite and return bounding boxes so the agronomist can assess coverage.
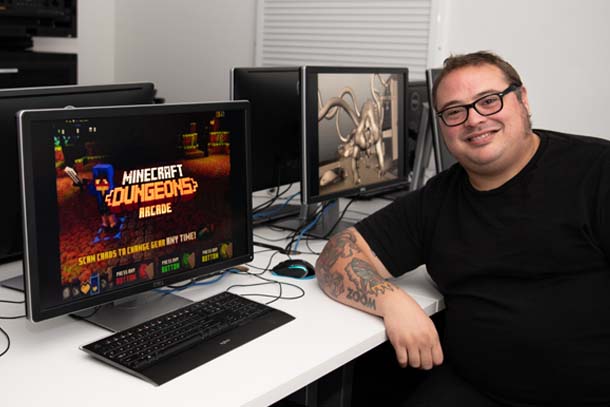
[89,164,119,232]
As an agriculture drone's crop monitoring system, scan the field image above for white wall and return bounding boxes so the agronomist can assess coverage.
[113,0,256,103]
[28,0,610,143]
[32,0,116,85]
[436,0,610,140]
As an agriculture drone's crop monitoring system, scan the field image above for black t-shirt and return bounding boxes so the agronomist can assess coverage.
[355,130,610,406]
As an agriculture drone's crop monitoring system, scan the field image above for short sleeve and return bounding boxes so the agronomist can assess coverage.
[354,190,425,277]
[598,150,610,260]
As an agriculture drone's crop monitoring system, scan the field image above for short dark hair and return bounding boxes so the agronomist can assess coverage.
[432,51,524,110]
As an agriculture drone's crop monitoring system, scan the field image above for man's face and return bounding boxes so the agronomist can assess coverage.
[435,64,534,178]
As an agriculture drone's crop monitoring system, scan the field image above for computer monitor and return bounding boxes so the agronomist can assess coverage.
[382,80,430,197]
[17,101,252,329]
[299,66,409,236]
[0,83,155,284]
[406,81,429,180]
[426,68,457,172]
[230,67,301,224]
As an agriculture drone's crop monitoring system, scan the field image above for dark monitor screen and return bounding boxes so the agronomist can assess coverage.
[231,67,301,192]
[18,102,252,322]
[302,66,409,204]
[0,83,155,265]
[426,68,457,172]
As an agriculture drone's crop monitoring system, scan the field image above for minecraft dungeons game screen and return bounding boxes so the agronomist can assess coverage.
[44,109,244,304]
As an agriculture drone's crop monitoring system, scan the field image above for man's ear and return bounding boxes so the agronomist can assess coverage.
[519,85,531,116]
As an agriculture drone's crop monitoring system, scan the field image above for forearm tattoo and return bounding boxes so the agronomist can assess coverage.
[345,258,395,310]
[317,229,361,271]
[317,230,363,298]
[317,229,393,309]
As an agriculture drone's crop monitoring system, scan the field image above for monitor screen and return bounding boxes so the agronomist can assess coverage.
[0,83,155,266]
[302,66,409,204]
[18,102,252,322]
[231,67,301,192]
[427,68,457,172]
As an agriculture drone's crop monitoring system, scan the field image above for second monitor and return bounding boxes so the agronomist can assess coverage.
[231,67,302,225]
[291,66,410,237]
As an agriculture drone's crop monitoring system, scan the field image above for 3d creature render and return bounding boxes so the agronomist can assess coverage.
[318,74,392,185]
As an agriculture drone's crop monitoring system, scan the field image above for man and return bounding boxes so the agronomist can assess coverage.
[315,51,610,406]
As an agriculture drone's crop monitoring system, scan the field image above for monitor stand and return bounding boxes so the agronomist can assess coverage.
[0,260,25,292]
[70,290,193,333]
[273,200,354,239]
[1,274,24,292]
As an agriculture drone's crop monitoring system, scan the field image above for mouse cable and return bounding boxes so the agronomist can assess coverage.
[246,250,285,276]
[225,273,305,305]
[227,266,306,304]
[305,236,321,256]
[249,271,306,305]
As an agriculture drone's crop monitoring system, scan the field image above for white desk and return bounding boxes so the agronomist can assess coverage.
[0,199,443,407]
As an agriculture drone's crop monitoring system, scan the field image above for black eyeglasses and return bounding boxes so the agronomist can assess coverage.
[436,84,520,127]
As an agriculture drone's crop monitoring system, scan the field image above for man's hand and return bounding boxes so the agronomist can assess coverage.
[382,292,444,370]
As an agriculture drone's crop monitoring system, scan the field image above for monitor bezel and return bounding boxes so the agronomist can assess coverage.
[301,66,410,205]
[18,101,253,322]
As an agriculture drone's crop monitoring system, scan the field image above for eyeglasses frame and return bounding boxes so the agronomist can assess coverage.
[436,84,521,127]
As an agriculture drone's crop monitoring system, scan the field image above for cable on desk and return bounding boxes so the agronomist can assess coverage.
[0,314,26,320]
[280,201,331,254]
[321,198,356,239]
[253,191,300,220]
[156,268,239,295]
[305,236,321,256]
[0,299,25,304]
[253,240,294,255]
[0,311,26,359]
[0,325,10,358]
[246,250,284,275]
[70,306,102,320]
[226,270,306,305]
[253,183,294,213]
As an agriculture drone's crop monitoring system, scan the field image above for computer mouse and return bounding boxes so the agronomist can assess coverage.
[271,259,316,279]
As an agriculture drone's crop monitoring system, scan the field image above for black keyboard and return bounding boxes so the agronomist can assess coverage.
[80,291,295,385]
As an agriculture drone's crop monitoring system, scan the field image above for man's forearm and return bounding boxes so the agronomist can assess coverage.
[315,228,398,316]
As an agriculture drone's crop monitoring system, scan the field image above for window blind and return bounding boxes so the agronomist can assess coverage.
[255,0,435,81]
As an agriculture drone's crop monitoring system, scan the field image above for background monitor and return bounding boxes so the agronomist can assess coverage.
[302,66,409,205]
[18,101,252,326]
[406,81,429,180]
[231,67,301,193]
[231,67,302,225]
[0,83,156,274]
[426,68,457,172]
